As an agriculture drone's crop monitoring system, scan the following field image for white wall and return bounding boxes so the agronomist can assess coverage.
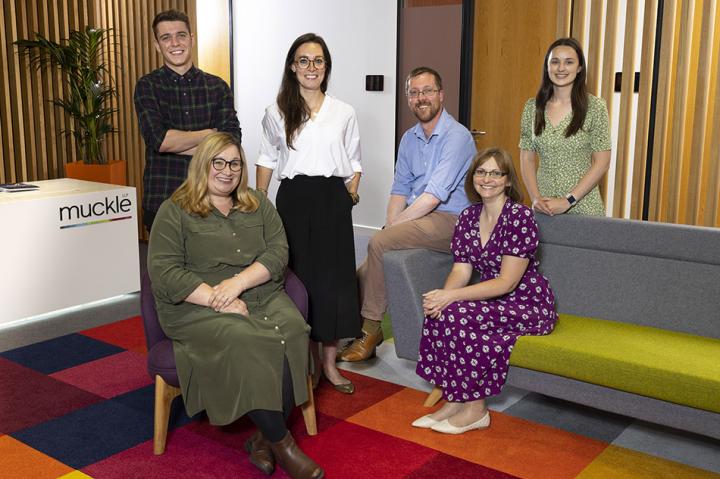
[232,0,398,228]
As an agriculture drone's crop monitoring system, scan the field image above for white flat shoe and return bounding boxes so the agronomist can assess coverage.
[430,411,491,434]
[411,414,440,429]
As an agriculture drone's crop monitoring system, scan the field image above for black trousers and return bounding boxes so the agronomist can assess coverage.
[142,208,157,232]
[276,175,361,342]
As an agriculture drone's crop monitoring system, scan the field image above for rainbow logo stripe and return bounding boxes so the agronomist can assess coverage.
[59,215,133,229]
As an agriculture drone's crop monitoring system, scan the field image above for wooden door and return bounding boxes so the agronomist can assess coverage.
[471,0,565,202]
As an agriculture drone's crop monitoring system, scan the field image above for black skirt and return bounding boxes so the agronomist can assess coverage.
[276,175,361,342]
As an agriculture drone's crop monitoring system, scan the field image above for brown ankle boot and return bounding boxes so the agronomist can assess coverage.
[270,431,324,479]
[244,430,275,475]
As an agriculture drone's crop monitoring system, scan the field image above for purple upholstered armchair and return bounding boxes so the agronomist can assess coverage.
[140,269,318,455]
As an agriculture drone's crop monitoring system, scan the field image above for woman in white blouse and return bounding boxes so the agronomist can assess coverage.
[256,33,362,395]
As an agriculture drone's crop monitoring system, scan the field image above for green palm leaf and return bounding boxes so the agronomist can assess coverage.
[15,26,117,164]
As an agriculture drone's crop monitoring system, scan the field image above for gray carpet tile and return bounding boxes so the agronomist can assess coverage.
[503,392,634,443]
[613,421,720,473]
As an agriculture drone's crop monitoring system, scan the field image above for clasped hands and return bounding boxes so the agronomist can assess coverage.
[531,196,571,216]
[208,276,249,315]
[423,288,455,319]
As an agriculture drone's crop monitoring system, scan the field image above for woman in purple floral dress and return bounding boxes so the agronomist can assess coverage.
[413,147,557,435]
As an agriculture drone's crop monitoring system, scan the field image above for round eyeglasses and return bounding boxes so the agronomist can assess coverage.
[211,158,243,172]
[295,57,326,70]
[473,169,507,179]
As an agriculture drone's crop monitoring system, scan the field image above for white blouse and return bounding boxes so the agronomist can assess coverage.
[256,94,362,181]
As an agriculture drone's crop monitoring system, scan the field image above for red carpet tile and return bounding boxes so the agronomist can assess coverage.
[50,350,152,399]
[82,428,266,478]
[312,368,405,420]
[406,452,521,479]
[297,420,438,478]
[80,316,148,354]
[0,358,103,434]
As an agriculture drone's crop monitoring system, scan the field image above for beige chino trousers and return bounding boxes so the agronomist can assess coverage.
[357,211,458,322]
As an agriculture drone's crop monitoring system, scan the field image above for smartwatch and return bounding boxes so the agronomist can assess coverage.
[565,194,577,207]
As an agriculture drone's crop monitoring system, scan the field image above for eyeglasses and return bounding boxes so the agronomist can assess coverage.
[295,57,326,70]
[473,169,507,179]
[407,88,440,99]
[211,158,243,172]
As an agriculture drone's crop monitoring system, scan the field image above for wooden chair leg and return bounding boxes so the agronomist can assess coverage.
[154,374,182,455]
[424,386,443,407]
[302,373,318,436]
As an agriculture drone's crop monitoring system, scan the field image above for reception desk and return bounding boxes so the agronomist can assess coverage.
[0,179,140,326]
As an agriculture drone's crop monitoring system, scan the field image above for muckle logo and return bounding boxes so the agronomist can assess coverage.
[58,193,133,229]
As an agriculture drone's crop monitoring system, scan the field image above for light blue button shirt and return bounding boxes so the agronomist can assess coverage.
[391,109,476,215]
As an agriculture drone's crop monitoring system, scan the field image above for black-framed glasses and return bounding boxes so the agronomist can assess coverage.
[407,88,440,99]
[473,168,507,179]
[211,158,243,172]
[295,57,326,70]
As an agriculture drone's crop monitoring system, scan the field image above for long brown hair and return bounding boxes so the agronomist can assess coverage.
[464,147,523,204]
[171,132,258,216]
[277,33,332,149]
[534,37,588,138]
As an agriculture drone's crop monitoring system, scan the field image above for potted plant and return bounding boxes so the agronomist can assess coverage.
[15,26,126,185]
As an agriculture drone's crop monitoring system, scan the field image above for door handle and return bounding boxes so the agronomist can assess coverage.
[471,130,486,137]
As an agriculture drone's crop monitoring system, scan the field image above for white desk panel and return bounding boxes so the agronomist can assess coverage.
[0,179,140,326]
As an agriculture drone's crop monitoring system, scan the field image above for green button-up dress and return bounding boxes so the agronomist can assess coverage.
[148,193,310,425]
[519,94,612,216]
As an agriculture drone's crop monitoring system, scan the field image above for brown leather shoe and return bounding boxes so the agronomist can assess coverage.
[244,430,275,475]
[270,431,324,479]
[337,328,384,362]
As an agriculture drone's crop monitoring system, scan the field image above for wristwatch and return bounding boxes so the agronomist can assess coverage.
[565,194,577,207]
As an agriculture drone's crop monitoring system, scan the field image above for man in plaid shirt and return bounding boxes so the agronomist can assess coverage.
[134,9,241,230]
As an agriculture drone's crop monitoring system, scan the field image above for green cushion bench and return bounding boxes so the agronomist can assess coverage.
[511,314,720,414]
[384,214,720,440]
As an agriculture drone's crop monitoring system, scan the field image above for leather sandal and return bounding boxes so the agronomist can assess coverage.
[244,430,275,475]
[270,431,324,479]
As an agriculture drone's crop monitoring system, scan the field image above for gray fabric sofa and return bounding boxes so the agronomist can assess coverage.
[384,213,720,440]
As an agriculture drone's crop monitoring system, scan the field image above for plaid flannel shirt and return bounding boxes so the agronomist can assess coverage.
[134,65,242,214]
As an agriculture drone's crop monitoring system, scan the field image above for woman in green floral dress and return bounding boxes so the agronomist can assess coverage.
[519,37,611,216]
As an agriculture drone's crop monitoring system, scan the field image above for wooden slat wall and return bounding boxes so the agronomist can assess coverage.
[706,8,720,227]
[612,0,639,217]
[0,0,195,235]
[556,0,572,38]
[597,0,618,203]
[629,0,658,219]
[573,0,720,227]
[586,0,605,95]
[649,0,720,226]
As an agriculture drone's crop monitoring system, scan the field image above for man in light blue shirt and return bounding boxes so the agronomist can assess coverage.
[339,66,476,362]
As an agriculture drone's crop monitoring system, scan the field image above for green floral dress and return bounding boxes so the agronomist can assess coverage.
[519,94,611,216]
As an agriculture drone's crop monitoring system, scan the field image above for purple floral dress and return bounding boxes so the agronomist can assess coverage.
[416,199,557,402]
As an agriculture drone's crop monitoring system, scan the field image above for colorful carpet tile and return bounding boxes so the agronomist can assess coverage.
[1,316,717,478]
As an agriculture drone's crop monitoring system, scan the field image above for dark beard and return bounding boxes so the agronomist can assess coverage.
[413,102,438,122]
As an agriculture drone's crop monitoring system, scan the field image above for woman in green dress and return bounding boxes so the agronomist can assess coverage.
[148,132,323,479]
[519,37,611,216]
